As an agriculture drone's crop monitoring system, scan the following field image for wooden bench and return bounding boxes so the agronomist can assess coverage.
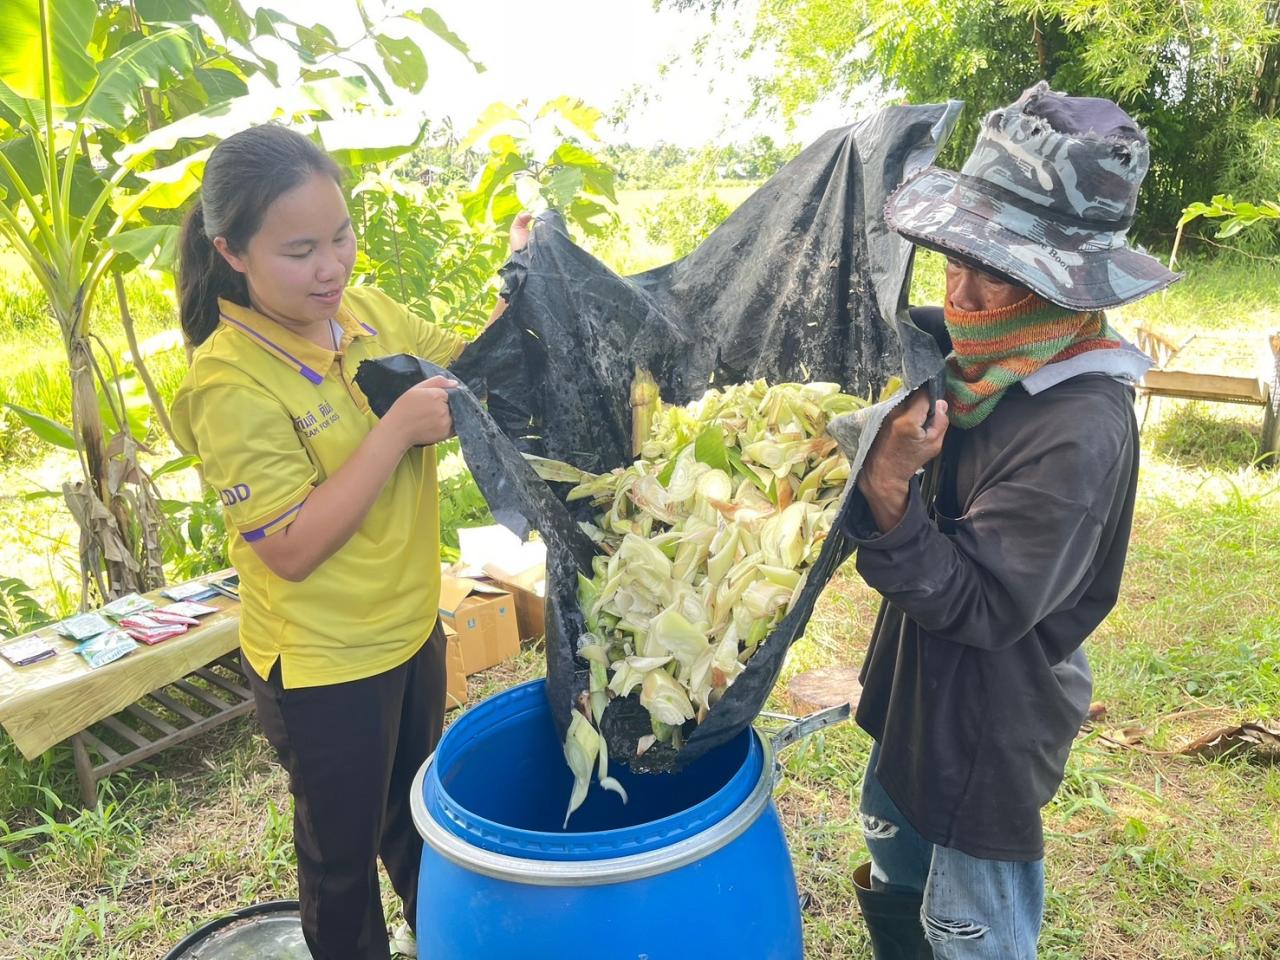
[1135,326,1280,461]
[0,584,246,807]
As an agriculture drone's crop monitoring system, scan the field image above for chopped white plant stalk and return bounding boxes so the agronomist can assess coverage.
[534,379,867,827]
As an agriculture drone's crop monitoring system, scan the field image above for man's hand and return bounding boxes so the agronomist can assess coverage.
[857,387,949,533]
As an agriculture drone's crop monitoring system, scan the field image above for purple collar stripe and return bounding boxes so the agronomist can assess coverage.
[221,314,326,385]
[360,321,377,335]
[241,502,304,543]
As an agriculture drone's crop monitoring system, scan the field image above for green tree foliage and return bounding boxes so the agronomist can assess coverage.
[0,576,53,638]
[661,0,1280,245]
[604,137,800,188]
[152,483,230,581]
[352,168,506,338]
[459,97,619,238]
[718,135,801,180]
[436,443,494,564]
[394,119,482,188]
[643,190,732,258]
[351,96,627,344]
[1171,194,1280,266]
[605,142,694,188]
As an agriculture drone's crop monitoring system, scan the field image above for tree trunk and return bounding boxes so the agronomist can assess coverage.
[1032,15,1048,79]
[66,334,145,602]
[1254,2,1280,117]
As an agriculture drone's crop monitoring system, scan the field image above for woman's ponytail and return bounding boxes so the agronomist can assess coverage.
[176,125,342,348]
[178,203,247,347]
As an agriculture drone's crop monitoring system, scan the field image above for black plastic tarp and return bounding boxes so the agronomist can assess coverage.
[357,100,962,772]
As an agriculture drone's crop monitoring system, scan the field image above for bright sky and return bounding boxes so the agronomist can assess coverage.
[259,0,859,148]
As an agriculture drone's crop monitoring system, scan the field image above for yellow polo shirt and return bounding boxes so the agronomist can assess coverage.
[171,285,467,688]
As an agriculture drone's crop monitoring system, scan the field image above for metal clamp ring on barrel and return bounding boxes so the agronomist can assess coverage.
[410,730,776,887]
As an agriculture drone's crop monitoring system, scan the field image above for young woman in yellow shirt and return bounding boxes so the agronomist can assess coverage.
[172,124,526,960]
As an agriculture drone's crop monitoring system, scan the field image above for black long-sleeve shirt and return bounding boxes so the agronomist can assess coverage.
[846,311,1141,861]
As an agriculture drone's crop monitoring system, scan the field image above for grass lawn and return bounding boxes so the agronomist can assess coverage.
[0,206,1278,957]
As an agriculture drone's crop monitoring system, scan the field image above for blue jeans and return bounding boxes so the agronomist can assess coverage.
[860,742,1044,959]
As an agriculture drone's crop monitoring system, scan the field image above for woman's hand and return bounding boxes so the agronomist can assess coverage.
[383,375,457,448]
[482,213,536,331]
[509,211,534,253]
[249,374,458,582]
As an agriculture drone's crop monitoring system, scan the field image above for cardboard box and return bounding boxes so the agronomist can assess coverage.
[442,622,467,711]
[482,562,545,641]
[450,524,547,642]
[438,574,520,676]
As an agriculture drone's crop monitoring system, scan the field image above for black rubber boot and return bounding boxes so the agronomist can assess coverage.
[853,862,934,959]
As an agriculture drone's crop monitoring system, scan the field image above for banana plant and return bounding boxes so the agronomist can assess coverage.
[0,0,202,599]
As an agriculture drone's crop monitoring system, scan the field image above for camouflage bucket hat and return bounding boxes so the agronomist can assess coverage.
[885,82,1181,310]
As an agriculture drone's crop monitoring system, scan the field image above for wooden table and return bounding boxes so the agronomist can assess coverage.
[0,589,248,806]
[1136,328,1280,458]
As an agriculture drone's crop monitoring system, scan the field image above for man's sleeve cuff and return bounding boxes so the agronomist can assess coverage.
[845,475,928,550]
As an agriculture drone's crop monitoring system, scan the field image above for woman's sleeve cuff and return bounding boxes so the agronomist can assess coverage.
[235,486,312,542]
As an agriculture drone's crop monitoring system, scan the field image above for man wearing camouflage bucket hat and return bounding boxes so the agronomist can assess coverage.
[840,83,1179,958]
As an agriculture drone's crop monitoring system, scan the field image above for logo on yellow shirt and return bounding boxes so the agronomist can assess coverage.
[220,484,251,506]
[293,400,341,439]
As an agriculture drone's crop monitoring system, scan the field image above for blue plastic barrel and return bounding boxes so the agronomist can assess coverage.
[412,679,802,959]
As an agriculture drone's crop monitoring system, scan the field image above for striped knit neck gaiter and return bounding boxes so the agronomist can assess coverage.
[944,292,1121,429]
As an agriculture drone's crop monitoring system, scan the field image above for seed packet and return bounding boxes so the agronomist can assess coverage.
[120,613,165,630]
[101,593,155,618]
[208,574,240,600]
[162,581,220,602]
[148,609,199,626]
[0,635,58,667]
[160,601,218,618]
[56,612,114,641]
[125,624,187,645]
[74,629,138,668]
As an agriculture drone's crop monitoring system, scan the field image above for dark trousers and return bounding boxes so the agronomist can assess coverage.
[245,623,447,960]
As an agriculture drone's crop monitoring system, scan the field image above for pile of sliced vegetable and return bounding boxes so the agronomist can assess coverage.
[531,379,867,825]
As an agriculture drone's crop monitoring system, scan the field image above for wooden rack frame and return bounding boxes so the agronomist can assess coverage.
[1136,327,1280,459]
[68,652,255,807]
